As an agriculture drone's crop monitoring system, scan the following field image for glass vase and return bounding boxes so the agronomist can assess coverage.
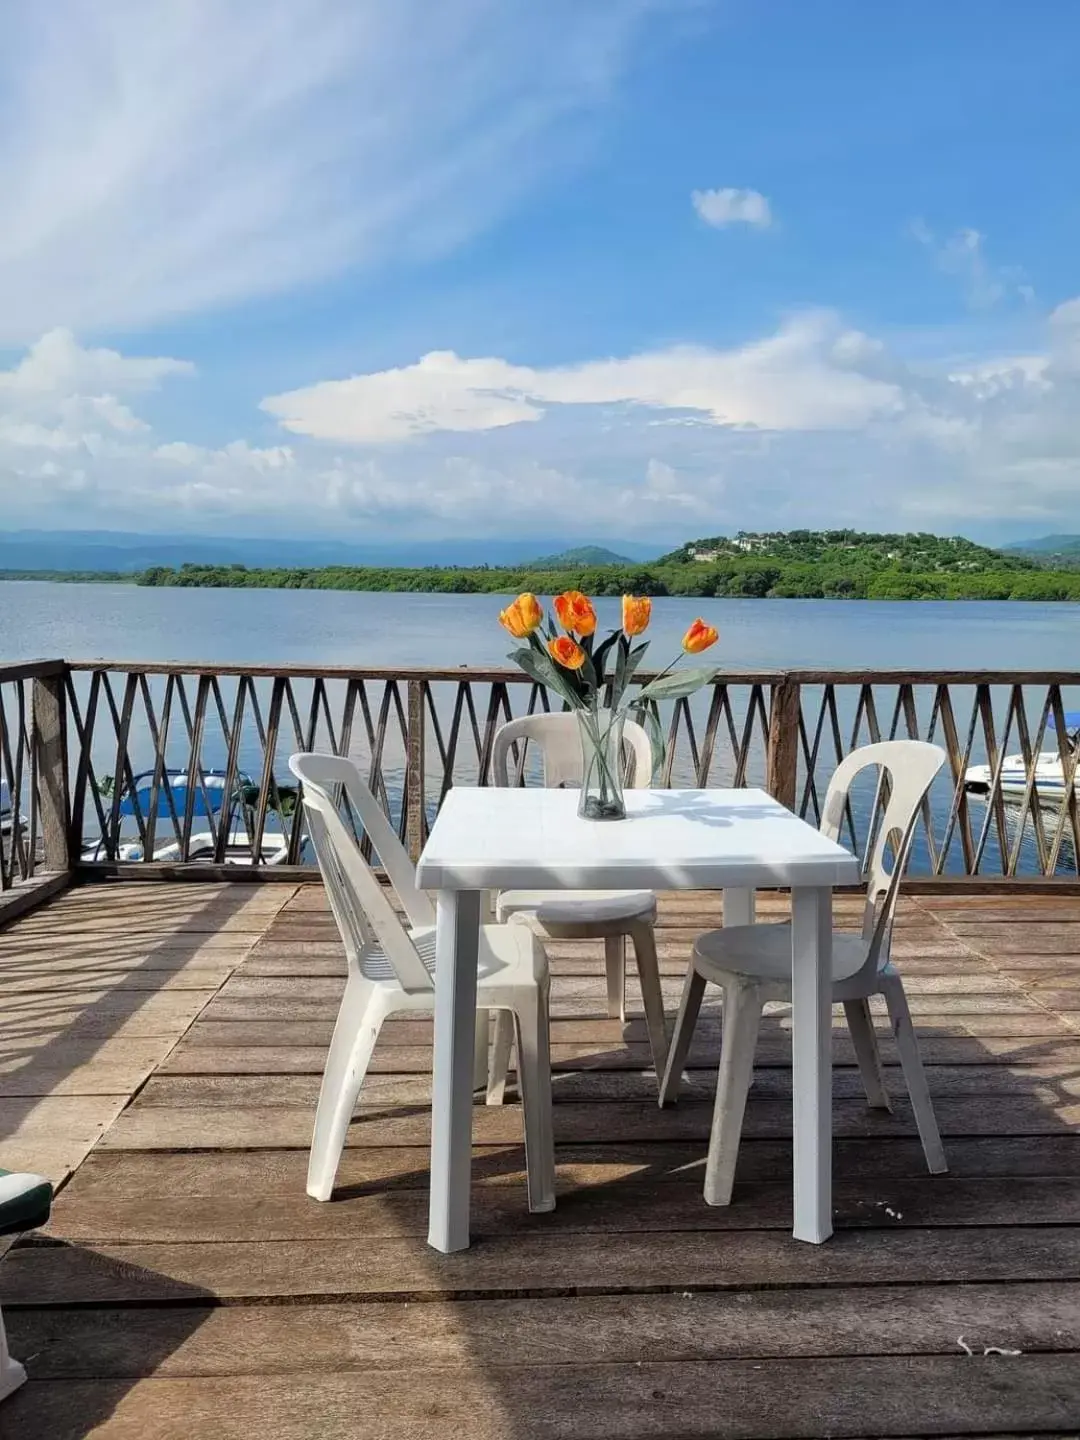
[576,708,627,821]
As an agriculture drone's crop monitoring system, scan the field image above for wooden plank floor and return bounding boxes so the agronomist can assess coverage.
[2,880,1080,1438]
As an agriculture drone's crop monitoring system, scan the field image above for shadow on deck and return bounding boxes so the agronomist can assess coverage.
[1,882,1079,1438]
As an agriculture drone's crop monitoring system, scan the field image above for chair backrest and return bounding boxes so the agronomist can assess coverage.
[491,711,653,789]
[289,753,434,994]
[819,740,946,981]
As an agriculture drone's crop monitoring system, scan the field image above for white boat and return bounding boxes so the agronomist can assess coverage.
[82,769,292,865]
[963,711,1080,799]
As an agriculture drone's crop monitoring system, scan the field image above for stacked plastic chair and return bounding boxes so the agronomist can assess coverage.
[0,1168,52,1401]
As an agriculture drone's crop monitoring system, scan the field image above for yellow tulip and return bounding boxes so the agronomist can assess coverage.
[622,594,651,637]
[553,590,597,637]
[682,618,719,654]
[548,635,586,670]
[498,592,544,638]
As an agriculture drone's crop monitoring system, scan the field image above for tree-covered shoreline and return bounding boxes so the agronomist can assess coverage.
[128,560,1080,600]
[7,530,1080,600]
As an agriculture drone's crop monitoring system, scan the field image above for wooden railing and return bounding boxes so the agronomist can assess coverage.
[0,661,69,899]
[4,660,1080,886]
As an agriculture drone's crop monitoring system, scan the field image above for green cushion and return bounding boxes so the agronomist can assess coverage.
[0,1169,52,1236]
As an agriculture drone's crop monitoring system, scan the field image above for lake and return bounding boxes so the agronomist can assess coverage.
[2,583,1076,877]
[2,580,1078,670]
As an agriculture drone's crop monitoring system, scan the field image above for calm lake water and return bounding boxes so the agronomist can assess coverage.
[2,583,1076,876]
[2,580,1078,670]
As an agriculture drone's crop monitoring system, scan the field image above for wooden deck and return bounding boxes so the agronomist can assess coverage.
[1,881,1080,1438]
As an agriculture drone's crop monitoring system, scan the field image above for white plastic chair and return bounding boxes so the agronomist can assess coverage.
[0,1167,52,1402]
[659,740,949,1206]
[289,752,555,1212]
[487,712,669,1099]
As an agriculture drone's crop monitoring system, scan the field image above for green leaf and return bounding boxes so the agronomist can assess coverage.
[613,638,652,710]
[508,648,583,711]
[625,641,650,684]
[579,648,599,700]
[591,630,621,689]
[634,666,718,704]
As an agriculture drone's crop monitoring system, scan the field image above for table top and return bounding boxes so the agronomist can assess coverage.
[416,787,861,892]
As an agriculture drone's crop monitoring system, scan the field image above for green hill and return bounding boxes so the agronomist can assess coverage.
[658,529,1034,573]
[526,545,636,568]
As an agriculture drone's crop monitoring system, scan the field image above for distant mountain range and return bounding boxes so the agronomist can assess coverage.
[0,529,658,573]
[1002,535,1080,569]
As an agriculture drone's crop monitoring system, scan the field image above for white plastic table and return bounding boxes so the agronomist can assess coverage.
[416,786,860,1253]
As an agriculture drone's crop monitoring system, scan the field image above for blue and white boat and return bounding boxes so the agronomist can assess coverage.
[0,779,15,838]
[964,711,1080,800]
[81,769,292,865]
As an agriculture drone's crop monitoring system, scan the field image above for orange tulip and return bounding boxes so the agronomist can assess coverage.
[498,592,544,639]
[682,618,719,654]
[547,635,586,670]
[553,590,597,637]
[622,594,651,637]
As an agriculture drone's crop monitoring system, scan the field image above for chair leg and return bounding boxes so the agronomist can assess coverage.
[307,977,382,1202]
[0,1303,26,1402]
[658,962,707,1107]
[844,997,892,1111]
[881,971,948,1175]
[487,1008,516,1106]
[628,920,669,1084]
[605,934,626,1022]
[704,982,762,1207]
[513,989,556,1213]
[474,1010,492,1092]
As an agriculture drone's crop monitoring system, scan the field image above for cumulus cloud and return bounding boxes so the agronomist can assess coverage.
[262,313,902,442]
[2,311,1080,539]
[0,329,194,456]
[0,0,670,343]
[692,187,772,229]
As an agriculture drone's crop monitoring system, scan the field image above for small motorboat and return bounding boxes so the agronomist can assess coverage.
[963,710,1080,799]
[82,769,293,865]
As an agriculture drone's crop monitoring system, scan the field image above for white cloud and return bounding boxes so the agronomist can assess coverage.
[3,310,1080,540]
[0,330,193,458]
[0,0,670,343]
[910,220,1032,311]
[262,313,902,441]
[692,187,772,229]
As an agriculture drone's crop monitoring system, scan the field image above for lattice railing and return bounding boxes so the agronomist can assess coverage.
[43,663,1080,879]
[792,675,1080,878]
[0,661,68,891]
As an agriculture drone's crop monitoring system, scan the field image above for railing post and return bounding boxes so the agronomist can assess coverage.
[766,675,800,812]
[405,678,426,862]
[33,670,70,873]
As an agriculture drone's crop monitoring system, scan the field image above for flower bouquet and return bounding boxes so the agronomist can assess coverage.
[499,590,719,820]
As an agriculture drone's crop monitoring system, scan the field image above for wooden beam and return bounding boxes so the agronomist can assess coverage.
[33,671,70,873]
[766,678,800,811]
[0,658,67,684]
[0,870,72,929]
[63,662,1080,685]
[405,679,425,863]
[74,862,319,883]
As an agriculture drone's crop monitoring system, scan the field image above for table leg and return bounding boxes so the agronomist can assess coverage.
[722,888,756,927]
[790,885,833,1244]
[429,889,481,1254]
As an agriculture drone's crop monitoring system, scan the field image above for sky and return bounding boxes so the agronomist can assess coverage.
[1,0,1078,549]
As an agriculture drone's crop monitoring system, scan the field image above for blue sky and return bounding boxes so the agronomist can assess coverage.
[1,0,1078,547]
